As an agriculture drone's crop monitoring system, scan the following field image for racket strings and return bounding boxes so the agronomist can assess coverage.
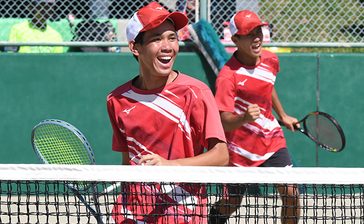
[33,124,93,165]
[304,114,344,151]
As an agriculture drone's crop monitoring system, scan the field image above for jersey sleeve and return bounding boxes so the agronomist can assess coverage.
[214,72,236,113]
[191,87,226,149]
[263,50,280,74]
[106,96,128,152]
[270,52,280,74]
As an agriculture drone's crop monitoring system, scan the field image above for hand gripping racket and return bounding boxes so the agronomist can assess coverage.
[280,111,346,152]
[31,119,104,224]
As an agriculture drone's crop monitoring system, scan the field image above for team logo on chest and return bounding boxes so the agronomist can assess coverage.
[237,78,248,86]
[123,105,136,114]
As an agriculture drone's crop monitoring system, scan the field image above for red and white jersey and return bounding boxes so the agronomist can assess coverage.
[112,182,208,223]
[107,73,225,223]
[215,50,286,167]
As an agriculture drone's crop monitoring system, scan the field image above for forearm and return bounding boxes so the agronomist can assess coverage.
[220,112,246,132]
[173,141,229,166]
[272,87,298,131]
[220,104,261,131]
[140,138,229,166]
[272,87,287,119]
[122,152,130,165]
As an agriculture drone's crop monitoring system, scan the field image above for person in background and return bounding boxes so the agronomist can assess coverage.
[211,0,236,39]
[67,19,119,52]
[210,9,300,224]
[176,0,196,41]
[106,2,229,223]
[7,0,64,53]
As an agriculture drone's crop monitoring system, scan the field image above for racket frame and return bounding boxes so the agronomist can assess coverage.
[31,119,104,223]
[297,111,346,152]
[31,119,96,164]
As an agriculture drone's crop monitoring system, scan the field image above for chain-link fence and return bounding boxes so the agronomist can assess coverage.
[211,0,364,44]
[0,0,363,48]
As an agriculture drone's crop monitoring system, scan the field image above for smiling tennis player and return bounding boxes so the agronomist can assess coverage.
[106,2,228,223]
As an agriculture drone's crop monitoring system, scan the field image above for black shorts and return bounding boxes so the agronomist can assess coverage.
[259,148,293,167]
[228,148,293,196]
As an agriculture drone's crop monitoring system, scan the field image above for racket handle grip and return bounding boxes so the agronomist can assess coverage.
[278,120,299,130]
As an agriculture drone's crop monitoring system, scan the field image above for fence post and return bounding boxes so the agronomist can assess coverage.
[199,0,209,21]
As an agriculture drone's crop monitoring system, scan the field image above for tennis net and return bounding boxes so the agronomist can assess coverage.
[0,164,363,224]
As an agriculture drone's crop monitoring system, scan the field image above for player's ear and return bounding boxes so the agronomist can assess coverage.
[128,41,139,57]
[231,34,239,45]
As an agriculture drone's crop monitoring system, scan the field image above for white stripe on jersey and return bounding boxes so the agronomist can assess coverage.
[187,86,198,98]
[233,97,280,136]
[117,206,141,223]
[163,89,180,99]
[143,184,196,215]
[126,183,197,215]
[126,136,154,164]
[243,122,280,138]
[161,184,197,210]
[235,97,266,112]
[229,143,275,161]
[128,146,140,162]
[126,136,154,153]
[260,62,273,70]
[236,66,276,84]
[251,116,280,132]
[120,208,141,223]
[122,90,191,138]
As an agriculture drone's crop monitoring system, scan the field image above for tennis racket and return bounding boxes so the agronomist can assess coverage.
[31,119,104,224]
[279,111,346,152]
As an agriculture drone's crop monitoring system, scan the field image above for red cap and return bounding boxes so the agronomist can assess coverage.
[126,2,188,42]
[229,10,268,36]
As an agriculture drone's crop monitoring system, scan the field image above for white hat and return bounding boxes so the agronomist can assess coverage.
[230,10,268,36]
[126,1,188,42]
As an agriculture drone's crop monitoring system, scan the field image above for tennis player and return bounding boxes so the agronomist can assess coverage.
[210,10,300,224]
[106,2,228,223]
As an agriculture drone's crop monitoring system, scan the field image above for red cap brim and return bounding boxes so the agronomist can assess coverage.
[140,11,188,33]
[236,22,269,36]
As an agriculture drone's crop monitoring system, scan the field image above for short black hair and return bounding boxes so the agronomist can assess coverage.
[132,32,145,61]
[134,32,145,44]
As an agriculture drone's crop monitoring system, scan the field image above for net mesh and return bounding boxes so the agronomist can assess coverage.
[1,165,363,224]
